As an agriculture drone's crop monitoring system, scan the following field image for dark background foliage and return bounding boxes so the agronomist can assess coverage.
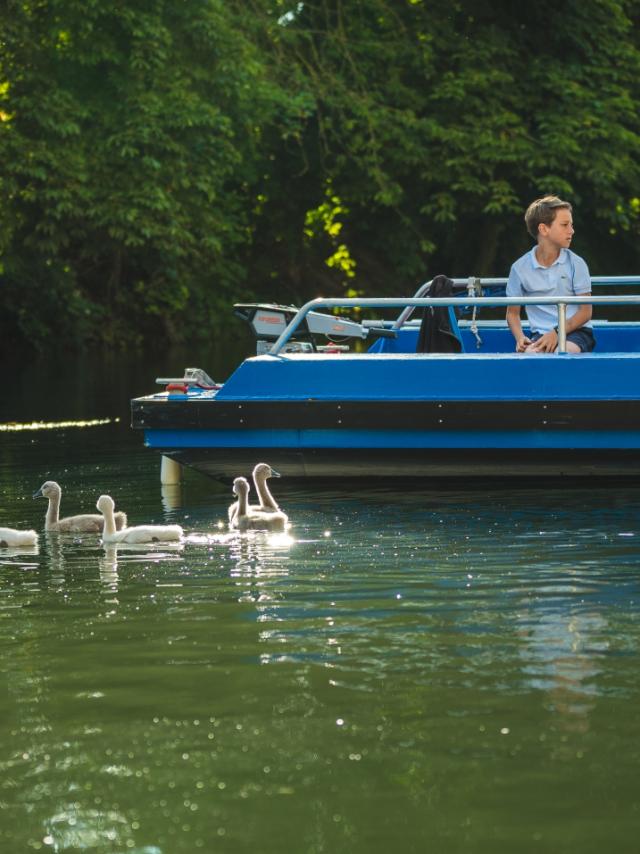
[1,0,640,355]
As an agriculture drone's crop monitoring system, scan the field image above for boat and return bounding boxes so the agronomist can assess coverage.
[130,276,640,480]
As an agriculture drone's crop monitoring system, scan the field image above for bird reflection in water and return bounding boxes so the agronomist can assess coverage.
[228,531,294,611]
[98,541,185,592]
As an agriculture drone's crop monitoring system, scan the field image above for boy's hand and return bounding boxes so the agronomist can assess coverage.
[515,334,532,352]
[530,329,558,353]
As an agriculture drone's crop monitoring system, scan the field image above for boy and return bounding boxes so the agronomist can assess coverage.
[506,195,595,353]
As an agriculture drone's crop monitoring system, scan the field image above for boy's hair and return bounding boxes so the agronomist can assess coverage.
[525,195,572,239]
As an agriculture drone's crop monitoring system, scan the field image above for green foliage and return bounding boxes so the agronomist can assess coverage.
[0,0,295,350]
[264,0,640,284]
[1,0,640,355]
[304,183,357,282]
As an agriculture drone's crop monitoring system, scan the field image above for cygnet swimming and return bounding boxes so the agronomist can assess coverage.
[96,494,183,544]
[0,527,38,548]
[229,477,288,533]
[34,480,127,533]
[228,462,282,524]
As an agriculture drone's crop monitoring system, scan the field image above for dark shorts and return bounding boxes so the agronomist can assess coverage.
[530,327,596,352]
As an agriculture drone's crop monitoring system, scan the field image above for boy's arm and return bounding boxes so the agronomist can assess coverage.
[563,297,592,332]
[506,265,531,351]
[530,297,592,352]
[506,305,532,352]
[571,253,591,295]
[568,253,593,331]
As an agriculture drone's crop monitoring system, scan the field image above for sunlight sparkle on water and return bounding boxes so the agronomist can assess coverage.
[0,417,119,432]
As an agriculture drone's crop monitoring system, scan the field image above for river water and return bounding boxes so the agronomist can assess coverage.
[1,348,639,853]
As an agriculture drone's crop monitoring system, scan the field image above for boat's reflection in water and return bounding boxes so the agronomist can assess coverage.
[518,571,610,737]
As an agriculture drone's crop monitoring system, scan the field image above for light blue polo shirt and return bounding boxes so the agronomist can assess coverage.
[506,247,592,334]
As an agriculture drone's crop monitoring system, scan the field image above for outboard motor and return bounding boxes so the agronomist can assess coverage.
[234,304,313,354]
[234,303,395,355]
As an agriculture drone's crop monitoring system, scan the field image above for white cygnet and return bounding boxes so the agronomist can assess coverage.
[34,480,127,533]
[252,462,282,512]
[228,462,282,524]
[96,494,183,544]
[229,477,288,533]
[0,527,38,548]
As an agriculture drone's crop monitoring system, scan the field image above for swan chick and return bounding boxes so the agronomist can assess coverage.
[228,477,250,526]
[0,527,39,548]
[34,480,127,533]
[96,494,183,544]
[228,462,282,523]
[229,477,288,533]
[252,462,282,512]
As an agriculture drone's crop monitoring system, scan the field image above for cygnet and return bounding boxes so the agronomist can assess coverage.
[228,462,282,524]
[229,477,288,533]
[34,480,127,533]
[0,527,38,548]
[96,495,183,544]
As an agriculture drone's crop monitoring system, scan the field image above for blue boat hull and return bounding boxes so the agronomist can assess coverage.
[131,349,640,480]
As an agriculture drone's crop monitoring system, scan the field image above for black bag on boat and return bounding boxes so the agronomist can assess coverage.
[416,274,463,353]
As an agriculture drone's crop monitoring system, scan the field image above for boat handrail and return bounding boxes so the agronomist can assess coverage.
[448,276,640,287]
[268,289,640,356]
[393,275,640,330]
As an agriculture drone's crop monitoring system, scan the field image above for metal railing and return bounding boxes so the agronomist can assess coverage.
[392,276,640,331]
[268,277,640,356]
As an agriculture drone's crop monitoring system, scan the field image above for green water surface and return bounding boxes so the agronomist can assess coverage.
[1,352,639,853]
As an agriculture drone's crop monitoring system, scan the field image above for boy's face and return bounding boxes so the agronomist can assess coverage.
[539,208,574,248]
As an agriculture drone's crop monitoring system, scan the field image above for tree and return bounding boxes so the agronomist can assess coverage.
[255,0,640,294]
[0,0,296,352]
